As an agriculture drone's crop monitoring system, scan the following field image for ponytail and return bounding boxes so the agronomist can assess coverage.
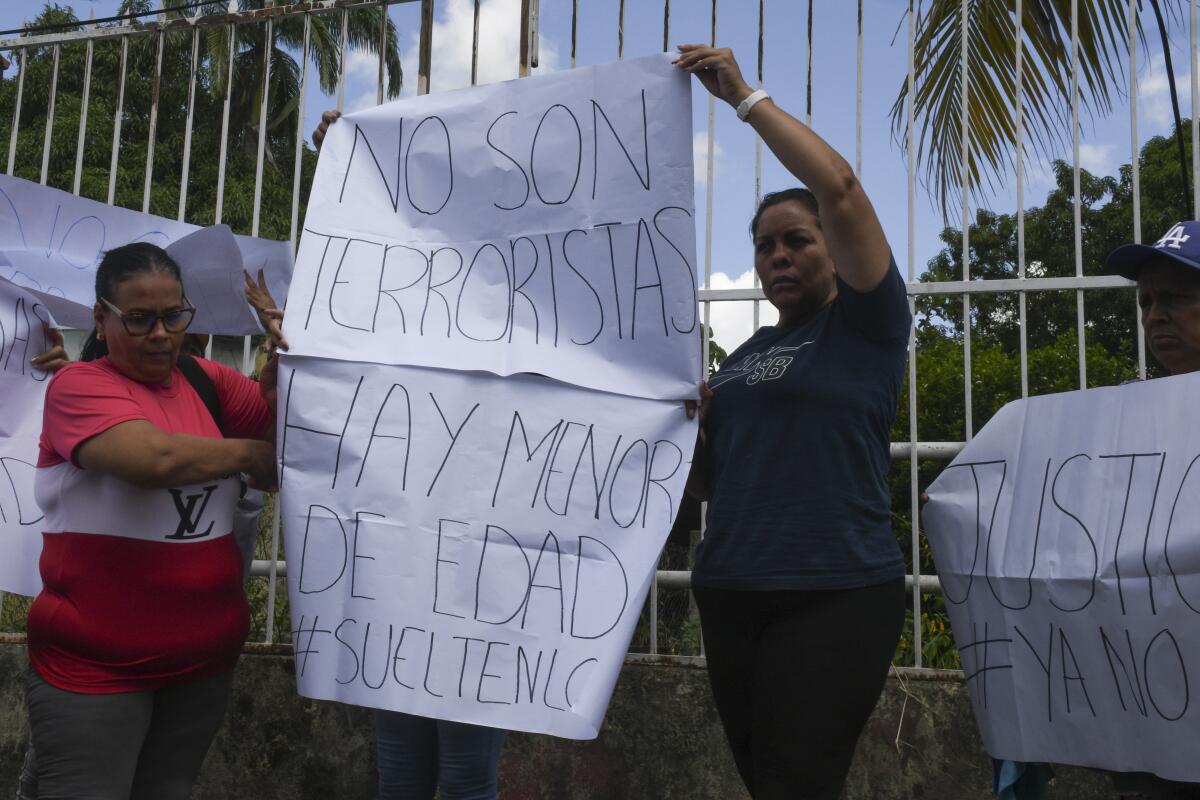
[80,329,107,362]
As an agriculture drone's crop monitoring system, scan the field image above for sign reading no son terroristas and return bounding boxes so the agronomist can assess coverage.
[280,54,699,739]
[924,373,1200,781]
[285,53,700,401]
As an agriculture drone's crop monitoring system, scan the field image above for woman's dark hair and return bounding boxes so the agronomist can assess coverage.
[749,187,821,239]
[80,243,184,362]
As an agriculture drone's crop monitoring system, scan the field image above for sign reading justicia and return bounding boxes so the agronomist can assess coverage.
[924,373,1200,781]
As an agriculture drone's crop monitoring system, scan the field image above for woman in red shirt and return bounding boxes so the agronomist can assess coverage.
[26,243,277,799]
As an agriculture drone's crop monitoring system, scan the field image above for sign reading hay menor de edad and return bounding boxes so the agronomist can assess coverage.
[278,357,695,738]
[0,280,54,597]
[285,54,699,400]
[924,373,1200,781]
[280,54,698,739]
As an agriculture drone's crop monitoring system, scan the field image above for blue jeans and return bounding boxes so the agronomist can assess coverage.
[374,710,505,800]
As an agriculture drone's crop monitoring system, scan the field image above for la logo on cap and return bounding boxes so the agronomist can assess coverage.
[1156,222,1192,251]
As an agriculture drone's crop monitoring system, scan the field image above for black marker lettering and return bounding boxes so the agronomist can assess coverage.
[487,111,530,210]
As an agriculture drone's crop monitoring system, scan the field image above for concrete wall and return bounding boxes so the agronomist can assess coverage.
[0,643,1113,799]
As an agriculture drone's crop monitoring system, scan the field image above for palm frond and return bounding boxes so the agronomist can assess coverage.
[892,0,1182,219]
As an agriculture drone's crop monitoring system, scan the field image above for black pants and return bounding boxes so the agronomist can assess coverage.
[694,579,905,800]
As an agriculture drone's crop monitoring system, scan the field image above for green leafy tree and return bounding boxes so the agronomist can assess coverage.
[0,1,401,240]
[889,122,1192,667]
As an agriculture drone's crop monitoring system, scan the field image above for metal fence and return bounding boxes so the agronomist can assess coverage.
[1,0,1194,673]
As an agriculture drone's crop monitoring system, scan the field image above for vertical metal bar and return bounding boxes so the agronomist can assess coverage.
[6,48,25,177]
[265,495,282,642]
[1071,0,1086,388]
[528,0,539,69]
[178,26,200,221]
[377,0,388,105]
[960,0,972,438]
[1016,0,1028,398]
[752,0,763,331]
[215,19,236,224]
[251,16,272,238]
[290,13,312,248]
[805,0,813,126]
[242,336,253,380]
[855,0,863,177]
[698,0,718,661]
[570,0,578,68]
[336,6,349,110]
[662,0,670,52]
[618,0,625,60]
[107,36,128,205]
[472,0,481,83]
[142,31,165,214]
[40,45,60,186]
[518,0,531,78]
[1130,0,1146,380]
[907,6,917,306]
[703,0,717,328]
[73,38,94,196]
[906,0,922,669]
[1192,0,1199,216]
[649,571,658,655]
[420,0,435,90]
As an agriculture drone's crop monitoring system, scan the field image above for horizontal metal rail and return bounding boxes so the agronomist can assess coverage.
[890,441,963,461]
[249,563,944,594]
[700,274,1134,303]
[0,0,420,49]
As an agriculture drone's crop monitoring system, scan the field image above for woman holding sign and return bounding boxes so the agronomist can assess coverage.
[677,45,909,799]
[24,243,277,799]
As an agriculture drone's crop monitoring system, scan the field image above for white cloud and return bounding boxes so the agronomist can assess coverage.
[1021,157,1058,195]
[692,131,723,188]
[1141,53,1192,132]
[1078,142,1116,177]
[336,0,561,112]
[704,269,777,355]
[397,0,560,96]
[345,48,387,113]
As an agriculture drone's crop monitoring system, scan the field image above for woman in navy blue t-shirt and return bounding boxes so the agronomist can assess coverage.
[676,44,910,799]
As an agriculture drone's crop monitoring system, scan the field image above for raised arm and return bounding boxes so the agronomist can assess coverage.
[674,45,891,292]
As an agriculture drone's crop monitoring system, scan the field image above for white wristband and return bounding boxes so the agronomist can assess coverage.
[736,89,770,121]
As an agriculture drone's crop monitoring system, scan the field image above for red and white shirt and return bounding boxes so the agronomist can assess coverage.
[29,356,272,693]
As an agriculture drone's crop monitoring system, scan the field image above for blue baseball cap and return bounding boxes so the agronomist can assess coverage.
[1106,220,1200,280]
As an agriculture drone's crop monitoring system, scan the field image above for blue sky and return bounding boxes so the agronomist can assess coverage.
[3,0,1195,346]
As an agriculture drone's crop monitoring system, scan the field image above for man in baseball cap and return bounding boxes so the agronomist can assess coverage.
[1106,220,1200,376]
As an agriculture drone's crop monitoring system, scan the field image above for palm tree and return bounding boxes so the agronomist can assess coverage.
[149,0,402,162]
[892,0,1187,218]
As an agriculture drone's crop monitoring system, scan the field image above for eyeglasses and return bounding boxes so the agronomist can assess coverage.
[100,297,196,336]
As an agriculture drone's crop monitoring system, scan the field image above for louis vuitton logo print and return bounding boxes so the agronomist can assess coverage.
[166,485,219,540]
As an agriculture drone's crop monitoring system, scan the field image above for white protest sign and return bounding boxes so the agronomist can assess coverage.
[164,226,260,333]
[0,174,293,333]
[277,355,694,739]
[0,281,56,597]
[285,54,698,401]
[924,373,1200,781]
